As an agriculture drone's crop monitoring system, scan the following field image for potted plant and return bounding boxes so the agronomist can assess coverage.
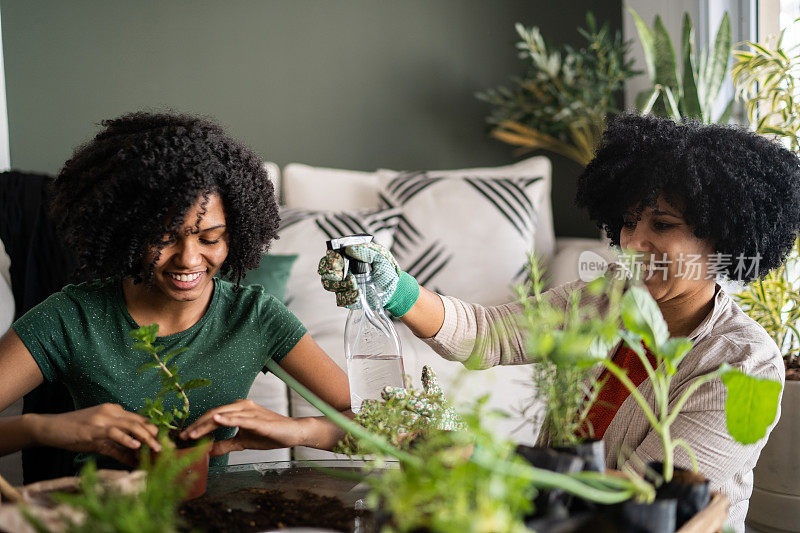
[731,25,800,530]
[478,13,637,166]
[19,440,201,533]
[129,324,212,499]
[598,284,781,529]
[628,8,734,124]
[266,358,655,533]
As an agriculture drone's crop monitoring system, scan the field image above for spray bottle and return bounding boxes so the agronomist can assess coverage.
[327,234,406,413]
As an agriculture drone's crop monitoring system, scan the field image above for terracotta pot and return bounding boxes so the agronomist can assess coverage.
[147,441,211,500]
[748,380,800,532]
[175,446,210,500]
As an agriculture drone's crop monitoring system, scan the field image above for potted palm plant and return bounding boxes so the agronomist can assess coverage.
[478,13,637,166]
[732,26,800,531]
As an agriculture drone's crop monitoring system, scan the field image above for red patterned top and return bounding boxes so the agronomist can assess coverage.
[586,343,657,440]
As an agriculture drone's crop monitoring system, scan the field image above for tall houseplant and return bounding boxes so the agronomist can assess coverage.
[478,13,637,166]
[629,8,734,123]
[732,25,800,531]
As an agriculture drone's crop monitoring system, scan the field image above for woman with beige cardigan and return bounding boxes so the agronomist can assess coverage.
[318,116,800,532]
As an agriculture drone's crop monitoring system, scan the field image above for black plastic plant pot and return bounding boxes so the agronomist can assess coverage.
[515,444,586,473]
[515,444,586,519]
[526,510,620,533]
[554,439,606,473]
[649,461,711,528]
[620,497,677,533]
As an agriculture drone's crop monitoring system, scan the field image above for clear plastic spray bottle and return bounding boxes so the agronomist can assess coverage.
[327,235,406,413]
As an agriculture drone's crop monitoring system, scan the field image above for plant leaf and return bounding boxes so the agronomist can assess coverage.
[620,286,670,350]
[702,12,731,113]
[640,87,661,115]
[721,364,781,444]
[653,15,679,91]
[659,337,693,372]
[183,378,212,391]
[137,361,161,374]
[680,13,702,119]
[628,8,656,82]
[132,341,151,352]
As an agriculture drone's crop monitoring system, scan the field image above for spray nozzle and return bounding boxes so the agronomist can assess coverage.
[326,234,374,277]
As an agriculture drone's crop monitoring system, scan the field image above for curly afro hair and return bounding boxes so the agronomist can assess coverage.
[575,114,800,281]
[51,111,279,285]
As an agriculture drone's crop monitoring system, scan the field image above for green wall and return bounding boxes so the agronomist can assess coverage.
[1,0,621,237]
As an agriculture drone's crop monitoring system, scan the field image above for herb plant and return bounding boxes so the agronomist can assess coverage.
[478,13,636,166]
[130,324,211,433]
[604,285,782,482]
[335,380,454,455]
[629,8,733,124]
[266,359,654,533]
[514,256,623,446]
[24,440,201,533]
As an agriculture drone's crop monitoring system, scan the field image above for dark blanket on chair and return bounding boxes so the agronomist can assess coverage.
[0,170,78,483]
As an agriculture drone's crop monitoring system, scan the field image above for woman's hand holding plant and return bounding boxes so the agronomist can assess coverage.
[181,399,316,457]
[28,403,161,466]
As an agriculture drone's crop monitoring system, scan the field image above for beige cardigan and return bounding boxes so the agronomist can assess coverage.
[422,278,784,532]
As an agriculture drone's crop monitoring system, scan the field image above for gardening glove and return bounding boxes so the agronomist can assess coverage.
[318,242,420,317]
[369,365,463,431]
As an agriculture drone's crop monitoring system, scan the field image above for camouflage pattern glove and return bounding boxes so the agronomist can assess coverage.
[379,366,463,431]
[318,242,419,317]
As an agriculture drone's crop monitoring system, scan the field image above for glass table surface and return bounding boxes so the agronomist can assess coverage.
[205,459,394,510]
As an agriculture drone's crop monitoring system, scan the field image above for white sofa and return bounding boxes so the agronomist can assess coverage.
[0,156,615,479]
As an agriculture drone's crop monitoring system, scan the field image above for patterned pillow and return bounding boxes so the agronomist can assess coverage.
[378,171,547,306]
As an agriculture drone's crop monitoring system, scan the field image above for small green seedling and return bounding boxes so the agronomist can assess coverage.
[605,285,782,482]
[130,324,211,433]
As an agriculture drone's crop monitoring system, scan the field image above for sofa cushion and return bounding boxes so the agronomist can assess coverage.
[239,253,297,304]
[283,163,380,210]
[377,170,549,306]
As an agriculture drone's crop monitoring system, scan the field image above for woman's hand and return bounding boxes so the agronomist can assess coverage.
[318,242,420,317]
[28,403,161,466]
[181,399,311,457]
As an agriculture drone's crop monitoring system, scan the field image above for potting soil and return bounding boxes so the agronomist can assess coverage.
[178,487,366,532]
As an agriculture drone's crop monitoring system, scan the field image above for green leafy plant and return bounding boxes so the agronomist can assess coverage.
[732,26,800,374]
[265,359,654,533]
[130,324,211,433]
[603,285,782,482]
[630,8,734,123]
[514,255,623,446]
[335,385,451,455]
[732,25,800,151]
[478,13,637,166]
[24,439,200,533]
[733,240,800,374]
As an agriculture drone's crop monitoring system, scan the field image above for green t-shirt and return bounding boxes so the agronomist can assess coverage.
[13,278,307,469]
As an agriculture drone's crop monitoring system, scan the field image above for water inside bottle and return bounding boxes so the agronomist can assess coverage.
[347,354,406,413]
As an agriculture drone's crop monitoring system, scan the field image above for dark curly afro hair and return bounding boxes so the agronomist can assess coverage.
[50,111,279,286]
[575,114,800,281]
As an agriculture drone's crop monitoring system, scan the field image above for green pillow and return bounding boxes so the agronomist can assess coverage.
[240,253,297,303]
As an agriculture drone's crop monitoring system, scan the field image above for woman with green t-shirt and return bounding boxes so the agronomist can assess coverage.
[0,112,353,470]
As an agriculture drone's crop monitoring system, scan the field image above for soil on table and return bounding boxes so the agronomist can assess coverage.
[178,488,366,532]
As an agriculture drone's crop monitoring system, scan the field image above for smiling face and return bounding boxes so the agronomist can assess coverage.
[144,192,230,304]
[619,195,716,303]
